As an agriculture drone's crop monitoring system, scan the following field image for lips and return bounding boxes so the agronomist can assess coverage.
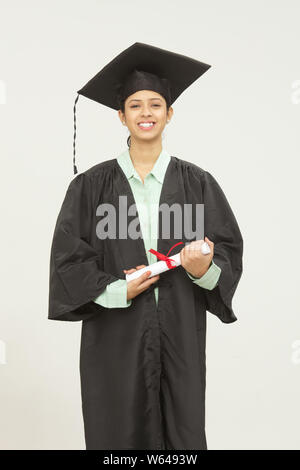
[137,122,156,130]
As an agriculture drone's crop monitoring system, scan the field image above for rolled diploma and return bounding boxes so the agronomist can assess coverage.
[125,241,211,282]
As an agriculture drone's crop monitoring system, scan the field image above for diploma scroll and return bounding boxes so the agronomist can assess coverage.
[125,241,211,282]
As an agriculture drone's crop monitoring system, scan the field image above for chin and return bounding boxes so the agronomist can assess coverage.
[133,131,161,141]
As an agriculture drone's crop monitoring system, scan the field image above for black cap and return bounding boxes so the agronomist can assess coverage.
[73,42,211,174]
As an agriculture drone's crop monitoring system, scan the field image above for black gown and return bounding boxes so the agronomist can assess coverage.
[48,155,243,450]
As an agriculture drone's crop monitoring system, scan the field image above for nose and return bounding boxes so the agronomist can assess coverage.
[141,104,153,117]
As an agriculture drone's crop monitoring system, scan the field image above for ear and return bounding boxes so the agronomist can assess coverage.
[118,109,124,124]
[167,106,174,120]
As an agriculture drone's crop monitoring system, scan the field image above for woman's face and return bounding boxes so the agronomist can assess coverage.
[118,89,173,144]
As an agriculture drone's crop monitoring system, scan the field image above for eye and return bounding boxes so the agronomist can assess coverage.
[130,104,161,108]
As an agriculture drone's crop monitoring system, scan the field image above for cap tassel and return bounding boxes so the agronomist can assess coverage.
[73,94,79,175]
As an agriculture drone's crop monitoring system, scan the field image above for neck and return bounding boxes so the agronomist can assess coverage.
[129,139,162,169]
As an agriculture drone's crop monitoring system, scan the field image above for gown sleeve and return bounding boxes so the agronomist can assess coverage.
[48,172,119,321]
[201,170,243,323]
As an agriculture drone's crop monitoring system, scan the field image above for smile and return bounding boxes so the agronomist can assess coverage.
[137,122,156,130]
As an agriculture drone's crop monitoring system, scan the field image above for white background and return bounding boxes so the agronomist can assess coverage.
[0,0,299,450]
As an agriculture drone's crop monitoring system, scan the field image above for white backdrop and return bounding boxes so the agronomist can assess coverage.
[0,0,299,450]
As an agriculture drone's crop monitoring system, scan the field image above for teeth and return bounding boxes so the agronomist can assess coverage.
[138,122,154,128]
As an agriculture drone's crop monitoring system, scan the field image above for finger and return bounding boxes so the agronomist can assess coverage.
[138,275,160,291]
[135,270,152,284]
[186,241,194,250]
[136,265,146,270]
[205,239,214,253]
[127,270,149,287]
[124,268,137,274]
[136,271,159,287]
[205,236,214,246]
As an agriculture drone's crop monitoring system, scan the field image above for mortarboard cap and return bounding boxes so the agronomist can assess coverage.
[73,42,211,174]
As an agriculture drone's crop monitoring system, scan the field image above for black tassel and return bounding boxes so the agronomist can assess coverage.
[73,94,79,175]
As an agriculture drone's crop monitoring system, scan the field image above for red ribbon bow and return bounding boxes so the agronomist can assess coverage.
[148,242,184,270]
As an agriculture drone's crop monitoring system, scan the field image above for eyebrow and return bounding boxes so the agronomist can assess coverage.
[128,98,163,103]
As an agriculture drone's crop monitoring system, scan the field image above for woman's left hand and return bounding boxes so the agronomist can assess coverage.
[180,237,214,278]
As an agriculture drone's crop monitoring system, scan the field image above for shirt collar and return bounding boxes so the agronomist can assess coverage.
[117,148,171,184]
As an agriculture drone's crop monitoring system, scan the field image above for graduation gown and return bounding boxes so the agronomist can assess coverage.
[48,156,243,450]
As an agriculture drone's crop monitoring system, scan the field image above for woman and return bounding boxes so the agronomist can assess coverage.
[48,43,243,450]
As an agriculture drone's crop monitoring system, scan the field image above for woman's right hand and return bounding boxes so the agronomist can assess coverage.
[123,265,160,301]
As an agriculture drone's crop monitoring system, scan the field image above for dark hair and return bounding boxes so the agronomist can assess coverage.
[118,93,171,148]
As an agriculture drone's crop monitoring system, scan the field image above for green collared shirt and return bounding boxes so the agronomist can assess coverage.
[94,148,221,308]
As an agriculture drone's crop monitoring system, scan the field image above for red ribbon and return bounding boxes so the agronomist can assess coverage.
[149,242,184,270]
